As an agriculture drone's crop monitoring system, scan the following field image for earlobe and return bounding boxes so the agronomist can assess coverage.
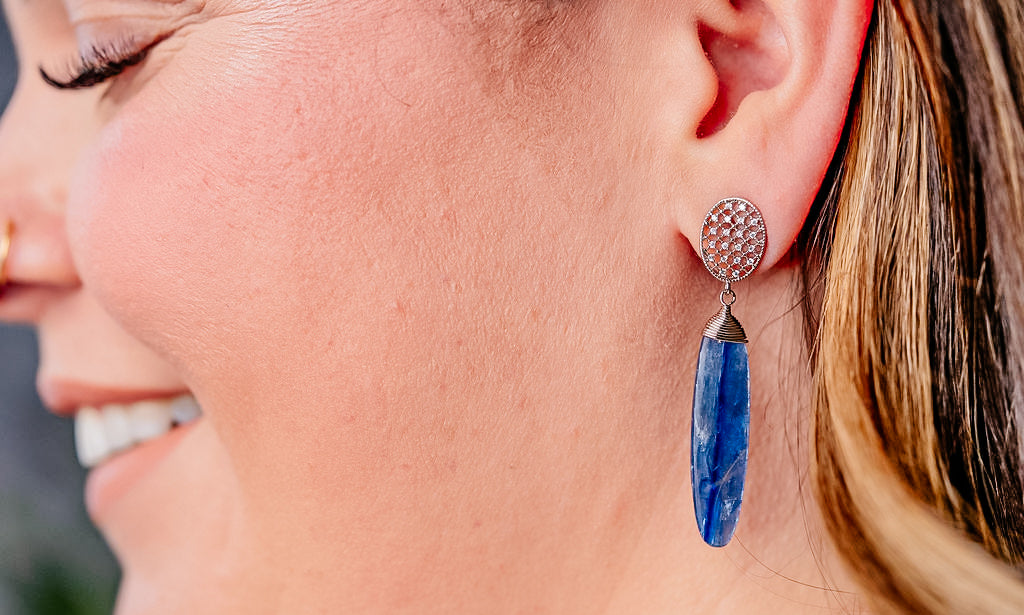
[675,0,873,271]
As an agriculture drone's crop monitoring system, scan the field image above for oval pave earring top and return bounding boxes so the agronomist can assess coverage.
[690,197,766,547]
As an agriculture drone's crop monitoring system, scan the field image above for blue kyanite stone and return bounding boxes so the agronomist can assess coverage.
[691,337,750,547]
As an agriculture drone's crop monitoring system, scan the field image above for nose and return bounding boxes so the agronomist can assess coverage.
[0,47,96,322]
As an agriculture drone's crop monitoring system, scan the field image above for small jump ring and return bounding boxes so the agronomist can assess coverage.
[0,219,12,290]
[720,289,736,306]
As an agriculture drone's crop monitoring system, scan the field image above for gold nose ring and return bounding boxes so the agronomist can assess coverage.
[0,219,12,290]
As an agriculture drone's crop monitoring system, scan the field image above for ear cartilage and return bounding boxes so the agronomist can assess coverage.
[691,197,765,547]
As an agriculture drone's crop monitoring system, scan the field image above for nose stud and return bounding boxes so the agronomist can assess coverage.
[0,219,12,291]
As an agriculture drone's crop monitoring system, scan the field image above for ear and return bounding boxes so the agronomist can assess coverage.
[673,0,873,270]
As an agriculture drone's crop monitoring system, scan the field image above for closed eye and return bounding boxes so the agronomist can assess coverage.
[39,37,164,90]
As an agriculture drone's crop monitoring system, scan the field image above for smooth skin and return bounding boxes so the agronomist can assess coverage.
[0,1,871,613]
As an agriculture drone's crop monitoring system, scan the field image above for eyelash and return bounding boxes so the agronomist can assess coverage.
[39,38,157,90]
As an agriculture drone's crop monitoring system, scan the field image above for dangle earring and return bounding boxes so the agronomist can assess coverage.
[690,197,765,547]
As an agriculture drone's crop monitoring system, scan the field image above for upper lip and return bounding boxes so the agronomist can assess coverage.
[37,378,190,417]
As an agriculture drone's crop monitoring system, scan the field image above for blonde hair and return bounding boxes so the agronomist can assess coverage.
[801,0,1024,611]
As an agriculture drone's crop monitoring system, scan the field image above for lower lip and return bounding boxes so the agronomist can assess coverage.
[84,421,199,522]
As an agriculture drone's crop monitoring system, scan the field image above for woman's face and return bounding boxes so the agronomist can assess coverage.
[1,1,716,611]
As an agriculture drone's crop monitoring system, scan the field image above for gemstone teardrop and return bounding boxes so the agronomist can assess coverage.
[691,336,750,547]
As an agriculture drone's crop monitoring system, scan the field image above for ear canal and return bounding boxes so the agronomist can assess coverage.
[697,0,790,138]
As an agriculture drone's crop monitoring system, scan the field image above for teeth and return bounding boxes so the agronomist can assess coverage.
[170,395,202,424]
[102,404,134,452]
[75,407,109,469]
[129,400,173,441]
[73,394,202,469]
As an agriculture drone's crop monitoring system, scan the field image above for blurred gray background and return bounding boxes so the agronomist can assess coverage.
[0,12,120,615]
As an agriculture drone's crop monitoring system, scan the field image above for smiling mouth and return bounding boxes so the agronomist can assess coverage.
[74,394,203,468]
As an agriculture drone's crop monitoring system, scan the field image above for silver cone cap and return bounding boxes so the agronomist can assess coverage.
[702,305,748,344]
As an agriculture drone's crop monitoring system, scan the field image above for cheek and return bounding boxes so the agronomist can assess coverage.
[65,50,347,396]
[63,6,608,469]
[68,93,277,369]
[63,17,481,409]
